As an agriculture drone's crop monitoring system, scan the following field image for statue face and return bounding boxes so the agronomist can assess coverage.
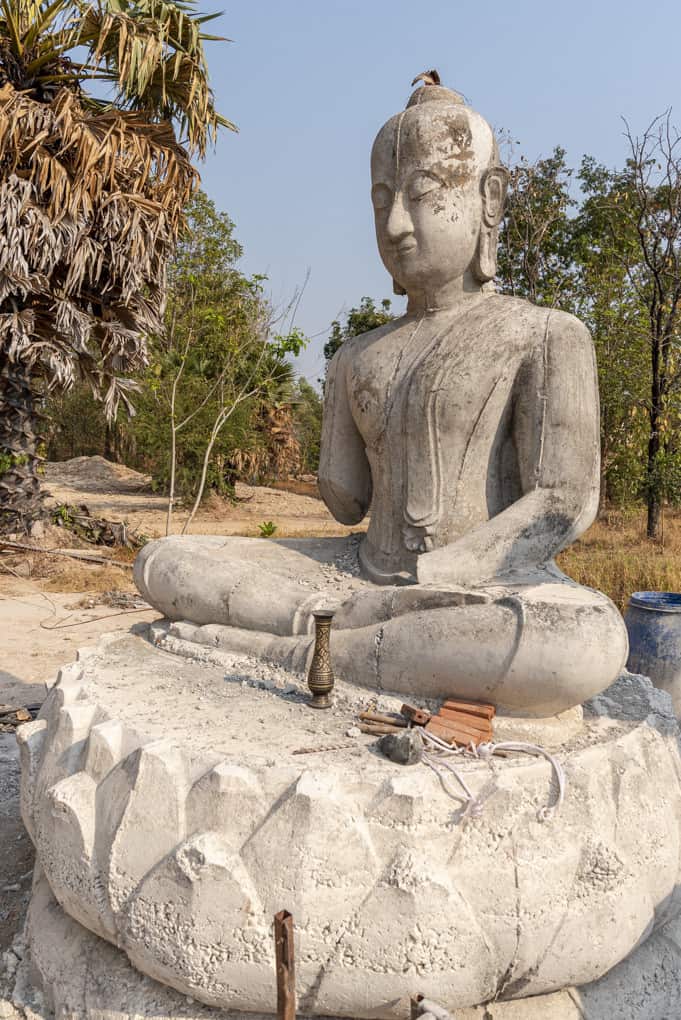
[371,104,495,296]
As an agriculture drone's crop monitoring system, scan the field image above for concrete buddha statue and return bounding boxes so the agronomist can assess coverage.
[135,80,628,717]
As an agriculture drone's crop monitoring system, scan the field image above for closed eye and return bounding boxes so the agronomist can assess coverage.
[407,171,443,201]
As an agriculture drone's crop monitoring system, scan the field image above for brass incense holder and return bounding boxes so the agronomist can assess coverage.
[307,610,335,709]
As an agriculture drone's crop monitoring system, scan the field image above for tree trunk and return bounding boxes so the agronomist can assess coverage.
[104,421,115,462]
[598,465,607,514]
[646,418,662,540]
[647,494,662,540]
[0,360,45,535]
[646,334,664,540]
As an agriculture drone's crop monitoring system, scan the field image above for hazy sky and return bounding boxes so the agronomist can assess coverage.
[196,0,681,382]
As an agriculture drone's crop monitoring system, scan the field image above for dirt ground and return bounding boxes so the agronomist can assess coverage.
[43,456,360,539]
[3,455,359,689]
[0,456,360,962]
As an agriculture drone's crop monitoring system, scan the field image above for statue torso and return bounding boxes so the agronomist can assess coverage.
[343,294,551,582]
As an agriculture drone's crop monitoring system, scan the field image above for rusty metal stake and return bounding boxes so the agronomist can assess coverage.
[274,910,295,1020]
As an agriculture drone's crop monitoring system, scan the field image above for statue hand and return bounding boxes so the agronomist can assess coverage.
[416,544,487,589]
[402,524,435,553]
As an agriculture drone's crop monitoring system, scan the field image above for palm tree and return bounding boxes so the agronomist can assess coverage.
[0,0,232,533]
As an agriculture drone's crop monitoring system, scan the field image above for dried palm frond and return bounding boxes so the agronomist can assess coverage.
[0,0,230,532]
[0,84,197,413]
[0,0,231,156]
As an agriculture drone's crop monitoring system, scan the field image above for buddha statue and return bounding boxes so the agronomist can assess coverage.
[135,80,628,717]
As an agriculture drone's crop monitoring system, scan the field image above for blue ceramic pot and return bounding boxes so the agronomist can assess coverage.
[625,591,681,715]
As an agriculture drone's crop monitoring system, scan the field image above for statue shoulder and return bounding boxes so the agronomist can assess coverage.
[326,319,399,374]
[484,294,593,353]
[346,319,398,351]
[545,306,591,341]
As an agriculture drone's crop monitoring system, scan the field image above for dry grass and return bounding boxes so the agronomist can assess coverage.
[0,524,137,594]
[41,561,134,594]
[558,508,681,612]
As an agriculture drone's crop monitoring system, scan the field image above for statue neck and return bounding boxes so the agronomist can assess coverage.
[405,268,485,315]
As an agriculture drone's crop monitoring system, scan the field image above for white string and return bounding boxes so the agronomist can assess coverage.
[420,729,566,823]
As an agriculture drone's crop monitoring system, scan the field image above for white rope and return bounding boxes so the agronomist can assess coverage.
[420,730,566,823]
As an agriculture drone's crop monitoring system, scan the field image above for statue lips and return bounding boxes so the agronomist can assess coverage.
[396,239,417,257]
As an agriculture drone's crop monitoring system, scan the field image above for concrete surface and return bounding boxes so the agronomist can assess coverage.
[134,81,627,715]
[15,629,681,1016]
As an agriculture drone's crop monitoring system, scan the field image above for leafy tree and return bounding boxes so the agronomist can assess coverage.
[574,117,681,537]
[128,192,306,530]
[497,146,577,309]
[612,116,681,538]
[572,157,649,508]
[496,145,651,512]
[0,0,230,534]
[292,378,323,473]
[131,193,262,499]
[46,193,309,507]
[323,296,394,365]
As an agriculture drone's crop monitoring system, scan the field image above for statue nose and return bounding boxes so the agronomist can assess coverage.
[385,190,414,244]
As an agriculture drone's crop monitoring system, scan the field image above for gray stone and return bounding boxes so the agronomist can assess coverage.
[133,80,627,718]
[378,727,423,764]
[15,633,681,1017]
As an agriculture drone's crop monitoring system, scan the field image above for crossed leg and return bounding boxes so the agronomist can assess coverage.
[136,536,628,716]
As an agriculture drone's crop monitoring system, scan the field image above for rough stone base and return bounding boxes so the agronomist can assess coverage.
[6,871,681,1020]
[16,630,681,1017]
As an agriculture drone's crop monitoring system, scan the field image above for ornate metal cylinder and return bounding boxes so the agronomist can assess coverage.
[307,610,335,709]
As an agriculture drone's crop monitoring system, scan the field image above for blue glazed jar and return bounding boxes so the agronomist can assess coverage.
[625,591,681,716]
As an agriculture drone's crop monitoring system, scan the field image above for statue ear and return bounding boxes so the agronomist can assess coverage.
[473,165,509,283]
[481,165,508,228]
[393,278,407,296]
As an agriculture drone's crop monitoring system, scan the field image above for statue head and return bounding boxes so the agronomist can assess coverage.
[371,82,508,307]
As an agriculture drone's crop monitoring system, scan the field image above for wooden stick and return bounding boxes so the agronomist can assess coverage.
[359,711,407,728]
[274,910,295,1020]
[359,722,405,735]
[0,541,131,569]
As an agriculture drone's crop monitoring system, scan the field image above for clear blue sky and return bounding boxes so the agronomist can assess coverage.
[196,0,681,383]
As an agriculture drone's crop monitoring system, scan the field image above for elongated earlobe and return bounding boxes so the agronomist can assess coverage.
[474,227,497,283]
[393,278,406,296]
[473,165,509,283]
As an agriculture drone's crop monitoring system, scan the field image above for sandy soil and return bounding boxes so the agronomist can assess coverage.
[1,455,363,959]
[3,455,360,693]
[1,456,362,700]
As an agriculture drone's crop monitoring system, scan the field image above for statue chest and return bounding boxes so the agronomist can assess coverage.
[348,326,520,456]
